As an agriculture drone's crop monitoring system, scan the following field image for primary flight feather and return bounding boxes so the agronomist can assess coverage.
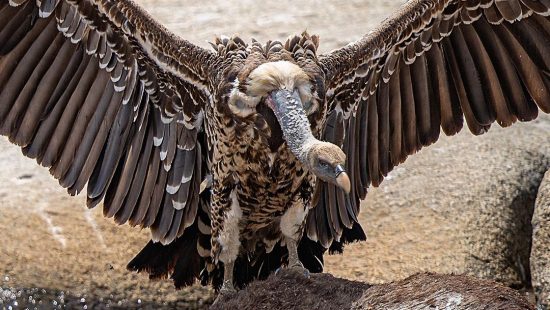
[0,0,549,292]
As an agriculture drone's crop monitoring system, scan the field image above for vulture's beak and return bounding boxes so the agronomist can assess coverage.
[335,165,351,194]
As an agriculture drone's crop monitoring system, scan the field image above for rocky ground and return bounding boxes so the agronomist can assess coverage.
[1,0,549,309]
[212,269,533,310]
[532,171,550,309]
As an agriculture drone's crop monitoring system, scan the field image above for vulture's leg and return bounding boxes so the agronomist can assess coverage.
[280,200,310,276]
[211,185,240,295]
[221,260,236,293]
[285,236,305,270]
[212,259,236,305]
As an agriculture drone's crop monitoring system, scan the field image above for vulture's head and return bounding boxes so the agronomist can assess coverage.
[303,141,350,193]
[229,60,351,194]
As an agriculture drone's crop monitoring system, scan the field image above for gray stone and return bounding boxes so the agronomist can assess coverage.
[532,170,550,309]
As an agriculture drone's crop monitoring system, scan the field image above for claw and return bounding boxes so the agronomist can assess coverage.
[288,263,311,278]
[274,263,311,278]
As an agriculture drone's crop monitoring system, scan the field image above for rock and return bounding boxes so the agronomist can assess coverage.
[212,269,533,310]
[532,170,550,309]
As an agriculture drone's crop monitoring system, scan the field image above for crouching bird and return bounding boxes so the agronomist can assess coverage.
[0,0,549,296]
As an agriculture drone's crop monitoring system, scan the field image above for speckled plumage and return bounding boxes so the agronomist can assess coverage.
[1,0,549,291]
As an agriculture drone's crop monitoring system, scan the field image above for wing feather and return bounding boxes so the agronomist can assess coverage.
[497,21,550,111]
[63,83,116,191]
[0,1,216,247]
[388,64,405,164]
[399,61,419,154]
[377,79,391,175]
[314,0,550,246]
[116,115,154,224]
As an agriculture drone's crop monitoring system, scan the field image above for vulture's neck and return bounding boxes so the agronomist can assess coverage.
[268,90,318,164]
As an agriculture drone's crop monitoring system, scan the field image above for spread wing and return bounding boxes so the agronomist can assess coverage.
[0,0,217,245]
[308,0,550,247]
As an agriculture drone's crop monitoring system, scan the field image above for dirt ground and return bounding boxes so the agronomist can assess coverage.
[1,0,549,309]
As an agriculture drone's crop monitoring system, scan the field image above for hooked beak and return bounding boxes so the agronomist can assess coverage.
[335,165,351,194]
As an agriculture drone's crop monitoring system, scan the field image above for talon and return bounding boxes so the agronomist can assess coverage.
[288,263,310,278]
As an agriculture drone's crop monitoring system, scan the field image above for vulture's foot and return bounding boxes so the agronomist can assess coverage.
[288,262,311,278]
[275,262,311,278]
[219,280,237,293]
[213,280,237,305]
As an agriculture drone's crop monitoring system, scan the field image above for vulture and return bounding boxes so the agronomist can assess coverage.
[0,0,549,295]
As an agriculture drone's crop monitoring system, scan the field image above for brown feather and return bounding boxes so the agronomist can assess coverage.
[0,24,40,94]
[64,83,116,192]
[336,185,352,229]
[426,44,463,136]
[38,0,57,18]
[0,5,19,33]
[484,5,505,24]
[130,144,161,227]
[326,184,341,241]
[448,26,495,126]
[42,56,98,168]
[357,100,369,196]
[53,70,110,181]
[496,22,550,112]
[474,17,535,121]
[118,115,154,224]
[367,93,381,187]
[398,61,418,154]
[504,18,550,72]
[69,90,123,195]
[442,38,489,134]
[521,0,550,14]
[143,166,168,228]
[87,99,134,200]
[377,80,390,175]
[164,208,184,245]
[0,1,33,55]
[22,48,88,161]
[410,53,433,145]
[2,33,64,140]
[151,197,176,242]
[106,107,149,220]
[14,40,75,146]
[495,0,523,21]
[314,188,332,248]
[0,18,57,124]
[182,146,202,231]
[387,66,404,165]
[461,23,515,127]
[323,118,343,239]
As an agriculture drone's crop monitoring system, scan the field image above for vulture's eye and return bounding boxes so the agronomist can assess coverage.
[319,161,330,169]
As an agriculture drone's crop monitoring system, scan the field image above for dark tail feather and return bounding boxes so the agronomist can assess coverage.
[213,237,326,290]
[329,221,367,254]
[127,224,204,289]
[128,221,366,290]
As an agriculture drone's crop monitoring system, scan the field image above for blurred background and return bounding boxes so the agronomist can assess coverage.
[1,0,549,308]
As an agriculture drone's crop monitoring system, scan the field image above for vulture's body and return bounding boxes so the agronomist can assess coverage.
[0,0,549,293]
